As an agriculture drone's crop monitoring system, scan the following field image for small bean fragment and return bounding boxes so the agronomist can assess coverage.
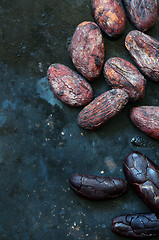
[112,213,159,238]
[69,173,127,200]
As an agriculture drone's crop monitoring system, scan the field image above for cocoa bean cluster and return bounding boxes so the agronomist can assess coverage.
[70,152,159,238]
[46,0,159,238]
[47,2,159,137]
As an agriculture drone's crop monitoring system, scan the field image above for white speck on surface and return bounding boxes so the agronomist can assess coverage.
[102,224,106,229]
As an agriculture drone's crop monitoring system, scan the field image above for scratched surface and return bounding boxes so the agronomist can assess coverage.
[0,0,159,239]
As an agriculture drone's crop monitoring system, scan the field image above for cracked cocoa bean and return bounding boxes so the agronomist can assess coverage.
[70,21,105,81]
[125,30,159,81]
[91,0,126,37]
[69,174,127,200]
[130,106,159,139]
[123,0,158,32]
[112,213,159,238]
[78,89,129,130]
[47,63,93,107]
[123,151,159,214]
[104,57,146,102]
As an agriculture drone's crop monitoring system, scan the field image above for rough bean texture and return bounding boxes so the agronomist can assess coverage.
[78,89,129,130]
[130,106,159,139]
[70,21,105,81]
[123,0,158,32]
[91,0,126,37]
[112,213,159,238]
[125,30,159,81]
[47,64,93,107]
[104,57,146,101]
[69,174,127,200]
[123,151,159,214]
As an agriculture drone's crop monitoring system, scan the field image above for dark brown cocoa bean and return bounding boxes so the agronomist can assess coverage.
[91,0,126,37]
[70,21,105,81]
[47,63,93,107]
[130,106,159,139]
[78,89,129,130]
[125,30,159,81]
[112,213,159,238]
[123,0,158,32]
[104,57,146,102]
[69,174,127,200]
[123,151,159,214]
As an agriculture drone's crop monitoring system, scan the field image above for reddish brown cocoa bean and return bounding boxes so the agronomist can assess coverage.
[78,89,129,130]
[123,0,158,32]
[70,21,105,81]
[125,30,159,81]
[91,0,126,37]
[104,57,146,102]
[130,106,159,139]
[47,63,93,107]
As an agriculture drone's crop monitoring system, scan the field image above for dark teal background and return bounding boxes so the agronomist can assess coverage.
[0,0,159,239]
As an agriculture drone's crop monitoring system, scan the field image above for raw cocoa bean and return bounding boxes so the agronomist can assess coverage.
[69,174,127,200]
[130,106,159,139]
[125,30,159,81]
[70,21,105,81]
[91,0,126,37]
[47,63,93,107]
[104,57,146,102]
[123,0,158,32]
[123,151,159,214]
[112,213,159,238]
[78,89,129,130]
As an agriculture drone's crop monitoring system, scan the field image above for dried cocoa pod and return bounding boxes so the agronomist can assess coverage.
[125,30,159,81]
[78,89,129,130]
[123,151,159,214]
[104,57,146,102]
[130,106,159,139]
[112,213,159,238]
[123,0,158,32]
[91,0,126,37]
[70,21,105,81]
[69,174,127,200]
[47,63,93,107]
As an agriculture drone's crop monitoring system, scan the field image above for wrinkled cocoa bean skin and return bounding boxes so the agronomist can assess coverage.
[69,174,127,200]
[112,213,159,238]
[78,89,129,130]
[70,21,105,81]
[130,106,159,139]
[47,63,93,107]
[123,0,158,32]
[125,30,159,81]
[104,57,146,102]
[91,0,126,37]
[123,151,159,214]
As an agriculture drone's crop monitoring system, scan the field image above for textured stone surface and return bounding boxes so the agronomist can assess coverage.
[0,1,159,240]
